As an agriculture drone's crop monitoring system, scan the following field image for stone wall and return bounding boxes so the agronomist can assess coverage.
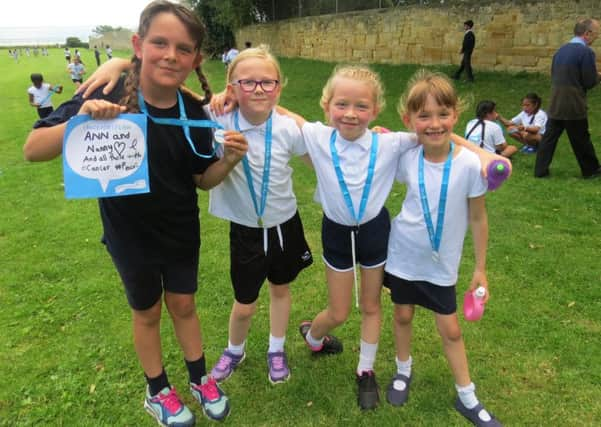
[235,1,601,73]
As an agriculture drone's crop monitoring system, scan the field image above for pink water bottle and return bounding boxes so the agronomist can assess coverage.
[487,159,510,191]
[463,286,486,322]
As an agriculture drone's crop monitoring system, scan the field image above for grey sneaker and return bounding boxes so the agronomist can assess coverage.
[210,349,246,382]
[144,386,195,427]
[190,375,230,421]
[267,351,290,384]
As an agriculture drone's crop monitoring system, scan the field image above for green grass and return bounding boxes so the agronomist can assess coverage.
[1,48,601,426]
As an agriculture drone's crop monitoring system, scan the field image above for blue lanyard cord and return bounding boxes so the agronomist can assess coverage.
[38,86,59,106]
[234,109,272,226]
[138,90,223,159]
[329,130,379,226]
[418,143,454,257]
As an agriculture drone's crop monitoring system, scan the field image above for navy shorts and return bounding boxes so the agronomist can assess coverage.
[384,272,457,315]
[230,211,313,304]
[322,207,390,271]
[110,249,199,311]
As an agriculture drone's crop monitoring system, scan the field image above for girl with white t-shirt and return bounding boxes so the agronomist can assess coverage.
[279,65,504,411]
[384,70,501,426]
[499,92,547,153]
[465,100,517,158]
[206,46,314,386]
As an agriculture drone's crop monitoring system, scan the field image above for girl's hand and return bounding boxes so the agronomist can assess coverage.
[77,58,132,98]
[78,99,126,120]
[470,271,489,303]
[221,131,248,164]
[371,125,391,133]
[210,91,236,116]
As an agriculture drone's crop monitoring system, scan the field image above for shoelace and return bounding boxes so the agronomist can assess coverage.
[216,354,234,370]
[270,355,286,370]
[197,378,220,401]
[155,388,182,413]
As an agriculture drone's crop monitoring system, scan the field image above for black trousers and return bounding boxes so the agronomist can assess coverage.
[454,53,473,81]
[534,117,600,177]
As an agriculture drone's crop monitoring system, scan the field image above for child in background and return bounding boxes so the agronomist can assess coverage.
[498,93,547,154]
[67,56,85,88]
[27,73,62,118]
[23,1,248,426]
[384,70,501,426]
[465,100,517,158]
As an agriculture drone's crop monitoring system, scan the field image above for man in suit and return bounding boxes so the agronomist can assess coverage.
[453,20,475,82]
[535,18,601,179]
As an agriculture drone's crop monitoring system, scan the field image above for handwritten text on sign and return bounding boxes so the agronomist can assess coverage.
[63,114,149,199]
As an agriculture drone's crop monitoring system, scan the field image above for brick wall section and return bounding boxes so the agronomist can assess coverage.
[235,1,601,73]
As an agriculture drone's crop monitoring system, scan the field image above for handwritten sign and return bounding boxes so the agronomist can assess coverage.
[63,114,149,199]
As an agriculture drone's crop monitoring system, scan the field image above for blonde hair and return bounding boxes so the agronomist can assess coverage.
[320,64,386,112]
[226,44,284,85]
[397,69,464,117]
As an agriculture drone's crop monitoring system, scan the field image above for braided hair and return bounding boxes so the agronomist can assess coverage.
[466,100,496,147]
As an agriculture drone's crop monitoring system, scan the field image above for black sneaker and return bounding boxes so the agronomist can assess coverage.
[299,321,343,354]
[357,371,380,410]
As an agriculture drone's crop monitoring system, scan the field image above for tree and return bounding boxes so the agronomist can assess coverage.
[65,37,87,48]
[92,25,128,36]
[186,0,274,56]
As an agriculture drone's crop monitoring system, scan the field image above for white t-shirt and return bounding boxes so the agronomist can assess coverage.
[464,119,506,153]
[68,63,85,80]
[385,146,487,286]
[28,83,53,108]
[225,48,239,64]
[511,110,547,134]
[208,108,306,228]
[301,122,417,226]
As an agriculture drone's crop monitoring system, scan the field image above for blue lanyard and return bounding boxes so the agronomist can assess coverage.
[329,130,378,226]
[39,86,59,106]
[138,90,223,159]
[234,109,272,227]
[418,143,454,262]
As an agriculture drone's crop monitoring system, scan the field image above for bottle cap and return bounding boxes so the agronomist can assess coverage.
[475,286,486,298]
[495,163,505,173]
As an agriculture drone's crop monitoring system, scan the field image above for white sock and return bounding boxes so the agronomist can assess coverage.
[456,382,479,409]
[396,356,412,378]
[227,340,245,356]
[268,334,285,353]
[306,329,324,349]
[356,340,378,375]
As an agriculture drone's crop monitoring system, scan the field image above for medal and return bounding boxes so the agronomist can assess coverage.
[418,143,454,263]
[236,110,272,228]
[214,129,226,144]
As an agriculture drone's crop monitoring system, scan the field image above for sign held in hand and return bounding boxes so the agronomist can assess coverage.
[63,114,149,199]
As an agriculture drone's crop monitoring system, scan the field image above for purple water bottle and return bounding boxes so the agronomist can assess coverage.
[487,159,510,191]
